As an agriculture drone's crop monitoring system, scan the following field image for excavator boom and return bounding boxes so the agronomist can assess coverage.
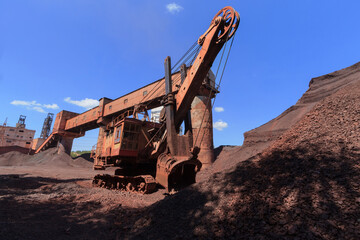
[175,6,239,129]
[154,6,240,190]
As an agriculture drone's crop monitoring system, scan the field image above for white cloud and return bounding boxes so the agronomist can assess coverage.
[32,106,46,113]
[43,103,59,109]
[166,3,183,14]
[213,120,228,131]
[64,97,99,110]
[214,107,224,112]
[10,100,59,113]
[11,100,37,107]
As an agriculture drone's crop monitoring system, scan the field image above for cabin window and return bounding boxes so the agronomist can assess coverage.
[124,99,128,104]
[143,90,147,96]
[115,127,122,143]
[135,125,141,132]
[6,140,11,143]
[121,122,140,150]
[9,129,14,131]
[19,130,24,132]
[109,105,112,110]
[26,142,31,144]
[124,131,137,141]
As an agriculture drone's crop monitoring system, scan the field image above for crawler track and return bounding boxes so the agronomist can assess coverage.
[92,174,157,194]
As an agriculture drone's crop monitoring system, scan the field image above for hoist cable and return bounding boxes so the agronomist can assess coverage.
[171,41,198,71]
[141,42,201,109]
[193,31,230,147]
[201,32,236,146]
[211,31,236,107]
[194,30,236,148]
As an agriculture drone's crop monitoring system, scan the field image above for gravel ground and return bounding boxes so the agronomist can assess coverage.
[0,63,359,239]
[118,72,360,240]
[0,149,167,240]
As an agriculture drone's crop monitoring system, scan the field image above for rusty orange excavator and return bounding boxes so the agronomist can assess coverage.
[35,6,240,193]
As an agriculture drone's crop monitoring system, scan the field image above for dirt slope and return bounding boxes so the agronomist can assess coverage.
[118,63,360,239]
[0,148,92,168]
[198,61,360,181]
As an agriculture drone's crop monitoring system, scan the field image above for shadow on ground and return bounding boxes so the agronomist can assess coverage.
[0,175,87,193]
[0,175,128,240]
[119,144,360,239]
[1,143,359,239]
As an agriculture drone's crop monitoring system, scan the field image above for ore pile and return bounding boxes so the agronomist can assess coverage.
[118,64,360,239]
[198,61,360,181]
[0,148,92,168]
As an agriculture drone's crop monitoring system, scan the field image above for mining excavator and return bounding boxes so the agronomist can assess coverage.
[35,6,239,193]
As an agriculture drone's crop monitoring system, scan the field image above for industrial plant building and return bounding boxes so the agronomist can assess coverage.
[0,115,35,154]
[0,114,54,155]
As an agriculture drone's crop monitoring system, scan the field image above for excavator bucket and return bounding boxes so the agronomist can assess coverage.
[155,153,202,191]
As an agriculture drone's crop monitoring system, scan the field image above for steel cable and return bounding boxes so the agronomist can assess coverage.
[194,30,236,148]
[141,42,202,108]
[171,41,198,71]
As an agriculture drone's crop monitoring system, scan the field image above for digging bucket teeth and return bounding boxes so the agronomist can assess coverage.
[155,153,202,191]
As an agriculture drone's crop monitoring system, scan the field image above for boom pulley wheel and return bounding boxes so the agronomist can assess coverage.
[212,6,240,43]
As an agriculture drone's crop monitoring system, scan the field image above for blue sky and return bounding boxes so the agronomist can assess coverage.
[1,0,359,151]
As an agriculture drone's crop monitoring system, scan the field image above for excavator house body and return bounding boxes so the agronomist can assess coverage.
[93,115,201,192]
[97,118,161,165]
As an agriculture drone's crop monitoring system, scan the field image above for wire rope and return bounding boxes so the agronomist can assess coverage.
[194,30,237,148]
